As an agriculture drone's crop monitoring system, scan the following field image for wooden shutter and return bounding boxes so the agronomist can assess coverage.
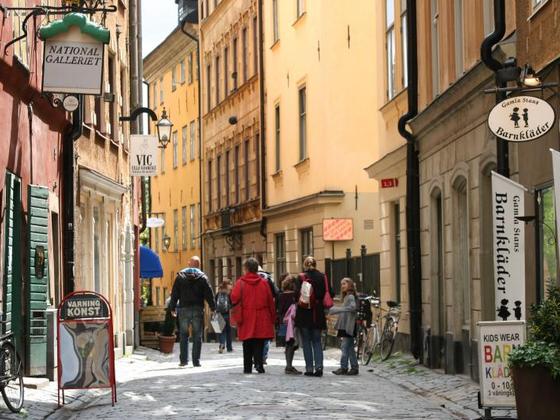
[27,185,49,375]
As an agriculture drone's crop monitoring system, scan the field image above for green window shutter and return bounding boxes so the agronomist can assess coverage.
[3,173,23,352]
[27,185,49,376]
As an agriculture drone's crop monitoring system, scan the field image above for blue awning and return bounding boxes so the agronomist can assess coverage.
[139,246,163,278]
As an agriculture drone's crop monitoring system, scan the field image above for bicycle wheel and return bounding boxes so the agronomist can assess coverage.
[0,342,24,413]
[380,318,396,361]
[364,326,379,365]
[361,327,373,365]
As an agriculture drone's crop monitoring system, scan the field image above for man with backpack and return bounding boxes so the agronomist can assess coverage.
[215,281,233,353]
[170,256,215,367]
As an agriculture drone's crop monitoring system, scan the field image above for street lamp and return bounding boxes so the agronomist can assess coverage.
[521,65,541,88]
[156,108,173,149]
[162,234,171,252]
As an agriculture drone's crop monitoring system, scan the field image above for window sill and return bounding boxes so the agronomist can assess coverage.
[379,88,407,112]
[294,157,309,170]
[528,0,550,20]
[292,12,307,28]
[270,39,280,50]
[271,169,283,178]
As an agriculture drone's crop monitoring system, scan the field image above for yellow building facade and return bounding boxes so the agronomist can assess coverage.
[263,0,381,293]
[144,27,201,305]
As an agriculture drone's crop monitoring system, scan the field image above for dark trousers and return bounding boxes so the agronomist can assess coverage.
[218,313,233,351]
[285,339,297,368]
[177,306,204,365]
[242,338,265,373]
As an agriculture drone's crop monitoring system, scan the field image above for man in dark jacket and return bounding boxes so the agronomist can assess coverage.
[170,256,215,367]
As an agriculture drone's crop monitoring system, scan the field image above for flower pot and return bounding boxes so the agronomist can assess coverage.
[158,334,176,353]
[512,366,560,420]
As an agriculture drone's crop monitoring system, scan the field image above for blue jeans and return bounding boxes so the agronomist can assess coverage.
[219,313,233,351]
[300,328,323,373]
[341,336,358,370]
[177,306,204,365]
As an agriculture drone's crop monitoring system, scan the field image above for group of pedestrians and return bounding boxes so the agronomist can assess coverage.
[168,255,360,376]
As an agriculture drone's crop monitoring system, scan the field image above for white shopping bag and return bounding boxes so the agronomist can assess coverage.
[210,312,226,334]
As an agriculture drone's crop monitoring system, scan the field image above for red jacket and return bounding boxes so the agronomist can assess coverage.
[231,272,276,340]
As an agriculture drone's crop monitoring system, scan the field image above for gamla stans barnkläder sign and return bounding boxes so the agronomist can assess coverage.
[488,96,555,142]
[491,172,526,322]
[39,13,109,95]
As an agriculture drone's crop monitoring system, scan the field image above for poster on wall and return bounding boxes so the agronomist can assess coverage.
[478,321,526,409]
[323,218,353,241]
[491,172,526,321]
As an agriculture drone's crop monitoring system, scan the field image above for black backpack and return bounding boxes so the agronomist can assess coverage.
[216,292,231,313]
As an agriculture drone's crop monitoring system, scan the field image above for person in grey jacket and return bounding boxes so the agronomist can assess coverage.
[329,278,359,375]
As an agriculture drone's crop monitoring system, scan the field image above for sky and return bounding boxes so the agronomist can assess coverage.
[141,0,179,58]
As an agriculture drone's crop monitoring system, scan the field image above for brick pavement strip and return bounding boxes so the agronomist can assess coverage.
[0,344,516,419]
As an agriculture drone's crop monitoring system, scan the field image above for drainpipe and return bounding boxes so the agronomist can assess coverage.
[481,0,508,177]
[258,0,267,240]
[397,0,421,360]
[180,19,204,270]
[63,96,83,296]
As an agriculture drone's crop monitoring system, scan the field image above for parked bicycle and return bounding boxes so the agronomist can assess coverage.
[0,317,24,413]
[357,296,401,364]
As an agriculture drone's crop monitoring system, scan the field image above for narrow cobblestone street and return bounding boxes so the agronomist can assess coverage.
[11,343,488,420]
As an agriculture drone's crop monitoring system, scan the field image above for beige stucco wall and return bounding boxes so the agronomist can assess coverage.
[262,0,382,280]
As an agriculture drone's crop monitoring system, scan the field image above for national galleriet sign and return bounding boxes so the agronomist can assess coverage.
[39,13,110,95]
[488,96,555,142]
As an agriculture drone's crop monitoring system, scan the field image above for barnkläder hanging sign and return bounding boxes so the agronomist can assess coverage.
[488,96,555,142]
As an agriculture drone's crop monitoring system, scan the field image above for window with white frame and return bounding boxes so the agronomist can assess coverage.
[180,59,186,84]
[298,86,307,161]
[401,0,408,88]
[182,126,188,165]
[386,0,396,100]
[431,0,440,97]
[172,131,178,169]
[190,121,196,160]
[483,0,494,36]
[182,206,187,250]
[275,104,281,172]
[188,52,194,84]
[159,77,164,103]
[273,0,279,42]
[454,0,464,77]
[190,204,196,248]
[296,0,305,18]
[242,28,248,83]
[173,209,179,252]
[172,65,177,91]
[300,228,313,263]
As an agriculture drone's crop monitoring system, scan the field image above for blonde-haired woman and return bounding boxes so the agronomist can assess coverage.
[329,277,359,375]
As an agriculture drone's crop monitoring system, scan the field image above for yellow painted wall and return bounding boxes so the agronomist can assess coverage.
[144,28,201,305]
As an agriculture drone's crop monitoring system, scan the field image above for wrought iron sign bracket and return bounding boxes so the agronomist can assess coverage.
[2,2,117,56]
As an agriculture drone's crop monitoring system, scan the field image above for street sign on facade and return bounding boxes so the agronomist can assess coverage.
[39,13,110,95]
[130,135,159,176]
[323,218,353,241]
[491,172,526,321]
[380,178,399,188]
[57,291,116,407]
[488,96,555,142]
[478,321,526,409]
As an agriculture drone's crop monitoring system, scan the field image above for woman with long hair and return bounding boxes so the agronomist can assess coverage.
[329,277,359,375]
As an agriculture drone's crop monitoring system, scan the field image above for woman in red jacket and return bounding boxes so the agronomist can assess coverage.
[231,257,276,374]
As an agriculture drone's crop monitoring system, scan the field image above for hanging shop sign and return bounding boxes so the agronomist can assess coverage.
[488,96,555,142]
[146,217,165,228]
[39,13,110,95]
[130,135,159,176]
[491,172,526,322]
[478,321,526,409]
[323,218,353,241]
[57,291,116,407]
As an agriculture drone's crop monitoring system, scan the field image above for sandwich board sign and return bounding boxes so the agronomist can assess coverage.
[478,321,526,409]
[39,13,110,95]
[57,291,116,407]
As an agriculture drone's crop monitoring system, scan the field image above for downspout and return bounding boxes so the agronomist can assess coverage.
[398,0,421,360]
[63,96,83,295]
[480,0,508,177]
[258,0,267,239]
[181,20,204,270]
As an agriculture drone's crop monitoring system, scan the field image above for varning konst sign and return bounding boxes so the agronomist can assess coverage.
[488,96,555,142]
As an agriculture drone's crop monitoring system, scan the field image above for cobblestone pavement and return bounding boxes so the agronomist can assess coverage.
[4,343,506,420]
